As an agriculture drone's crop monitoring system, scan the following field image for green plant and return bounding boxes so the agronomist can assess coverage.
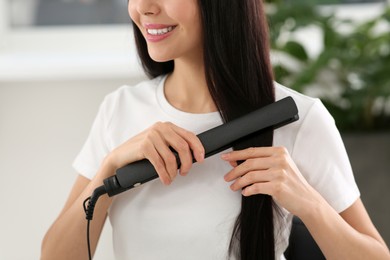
[267,3,390,131]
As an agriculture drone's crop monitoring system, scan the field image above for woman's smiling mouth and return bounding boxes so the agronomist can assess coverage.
[144,24,177,42]
[147,26,176,35]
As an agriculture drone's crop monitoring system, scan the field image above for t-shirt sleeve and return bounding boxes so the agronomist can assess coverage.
[292,100,360,213]
[72,95,114,180]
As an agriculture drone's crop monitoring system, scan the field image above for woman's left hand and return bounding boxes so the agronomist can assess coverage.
[222,146,324,217]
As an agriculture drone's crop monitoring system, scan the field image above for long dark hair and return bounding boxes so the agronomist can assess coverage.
[133,0,275,259]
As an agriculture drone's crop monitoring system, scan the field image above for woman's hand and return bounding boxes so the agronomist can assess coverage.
[222,146,324,217]
[107,122,205,185]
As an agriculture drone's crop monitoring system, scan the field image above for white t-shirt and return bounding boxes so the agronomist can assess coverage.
[73,75,360,260]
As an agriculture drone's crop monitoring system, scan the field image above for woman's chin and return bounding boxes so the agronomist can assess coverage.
[149,55,172,63]
[147,49,174,63]
[151,57,172,63]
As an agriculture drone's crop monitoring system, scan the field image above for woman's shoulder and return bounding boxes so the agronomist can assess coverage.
[273,82,338,154]
[274,81,332,122]
[90,76,165,124]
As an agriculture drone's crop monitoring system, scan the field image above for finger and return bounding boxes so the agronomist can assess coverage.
[241,182,274,197]
[152,132,179,180]
[143,143,172,185]
[229,170,273,191]
[229,161,238,168]
[224,157,272,182]
[221,146,280,162]
[170,124,205,163]
[163,129,193,176]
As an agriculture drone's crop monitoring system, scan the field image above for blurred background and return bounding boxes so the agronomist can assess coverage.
[0,0,389,259]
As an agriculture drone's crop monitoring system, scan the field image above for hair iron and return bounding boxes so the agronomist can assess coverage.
[84,96,299,220]
[82,96,298,259]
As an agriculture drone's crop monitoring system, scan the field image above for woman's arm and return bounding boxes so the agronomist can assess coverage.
[303,197,389,259]
[41,122,205,260]
[222,147,390,259]
[41,160,115,260]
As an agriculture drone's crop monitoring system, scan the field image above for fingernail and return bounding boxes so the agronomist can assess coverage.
[221,153,229,160]
[197,152,204,162]
[167,175,173,184]
[231,161,238,167]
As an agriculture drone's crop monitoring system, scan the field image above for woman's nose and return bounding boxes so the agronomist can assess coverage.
[135,0,161,16]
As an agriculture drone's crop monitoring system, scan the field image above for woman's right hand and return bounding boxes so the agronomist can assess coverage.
[106,122,205,185]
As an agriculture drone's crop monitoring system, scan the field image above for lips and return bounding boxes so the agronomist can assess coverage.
[147,26,175,36]
[143,24,177,42]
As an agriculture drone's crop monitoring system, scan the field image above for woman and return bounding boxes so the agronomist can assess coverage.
[41,0,390,259]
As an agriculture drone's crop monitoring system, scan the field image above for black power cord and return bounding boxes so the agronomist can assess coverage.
[83,185,107,260]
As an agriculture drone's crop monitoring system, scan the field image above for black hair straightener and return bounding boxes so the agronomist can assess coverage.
[84,96,299,220]
[82,96,298,260]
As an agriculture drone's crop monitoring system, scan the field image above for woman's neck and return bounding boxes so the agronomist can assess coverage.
[164,58,217,114]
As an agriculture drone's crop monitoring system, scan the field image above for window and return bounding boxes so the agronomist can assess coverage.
[9,0,130,28]
[0,0,143,81]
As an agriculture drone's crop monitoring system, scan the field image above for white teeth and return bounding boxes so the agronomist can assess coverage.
[147,26,174,36]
